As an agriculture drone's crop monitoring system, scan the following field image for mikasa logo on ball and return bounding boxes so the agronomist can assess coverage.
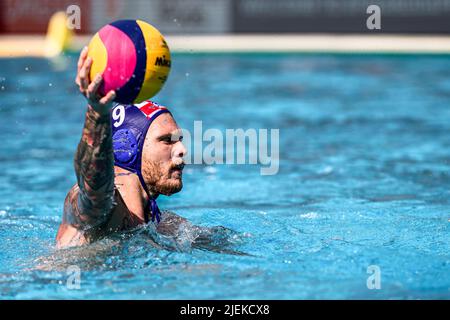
[155,55,171,67]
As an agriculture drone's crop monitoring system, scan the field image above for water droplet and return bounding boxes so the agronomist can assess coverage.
[204,166,217,174]
[25,67,29,71]
[300,212,318,219]
[185,72,190,77]
[49,83,52,87]
[318,165,333,175]
[1,86,4,90]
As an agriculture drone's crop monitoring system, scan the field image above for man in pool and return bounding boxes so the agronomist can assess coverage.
[56,47,189,248]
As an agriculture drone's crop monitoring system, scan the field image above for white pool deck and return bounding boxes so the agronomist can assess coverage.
[1,34,450,57]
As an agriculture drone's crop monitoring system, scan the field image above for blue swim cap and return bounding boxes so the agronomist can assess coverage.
[111,100,171,223]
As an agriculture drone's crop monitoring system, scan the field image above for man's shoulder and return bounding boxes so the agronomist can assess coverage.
[62,183,125,224]
[58,184,142,245]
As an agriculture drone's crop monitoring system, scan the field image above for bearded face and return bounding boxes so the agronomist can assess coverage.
[141,154,184,195]
[141,113,186,196]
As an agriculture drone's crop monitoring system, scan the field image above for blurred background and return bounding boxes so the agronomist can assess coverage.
[1,0,449,35]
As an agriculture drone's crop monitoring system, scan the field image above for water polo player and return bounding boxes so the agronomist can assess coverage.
[56,47,187,247]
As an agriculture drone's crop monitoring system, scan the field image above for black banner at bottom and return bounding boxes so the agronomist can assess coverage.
[0,300,447,318]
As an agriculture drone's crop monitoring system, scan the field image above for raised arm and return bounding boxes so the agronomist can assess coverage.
[63,47,117,232]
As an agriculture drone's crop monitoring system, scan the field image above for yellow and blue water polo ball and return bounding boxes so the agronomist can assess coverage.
[87,19,171,104]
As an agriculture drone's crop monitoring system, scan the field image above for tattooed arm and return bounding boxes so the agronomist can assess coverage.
[71,105,114,228]
[57,47,117,244]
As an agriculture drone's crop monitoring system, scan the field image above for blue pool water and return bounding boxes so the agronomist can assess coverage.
[0,53,449,299]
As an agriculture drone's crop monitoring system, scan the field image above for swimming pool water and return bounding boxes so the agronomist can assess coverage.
[0,53,449,299]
